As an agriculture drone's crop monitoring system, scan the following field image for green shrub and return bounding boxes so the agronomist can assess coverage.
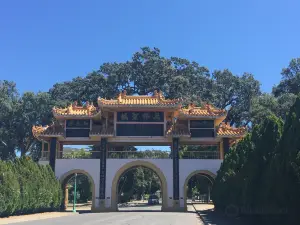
[0,157,62,217]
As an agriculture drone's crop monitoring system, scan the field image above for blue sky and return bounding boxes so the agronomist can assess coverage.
[1,0,299,94]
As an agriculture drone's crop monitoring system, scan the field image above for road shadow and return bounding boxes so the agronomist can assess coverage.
[198,208,292,225]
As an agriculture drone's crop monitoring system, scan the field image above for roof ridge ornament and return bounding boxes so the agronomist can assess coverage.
[98,91,182,107]
[188,103,195,113]
[205,102,212,114]
[118,90,127,103]
[53,101,99,117]
[217,122,247,134]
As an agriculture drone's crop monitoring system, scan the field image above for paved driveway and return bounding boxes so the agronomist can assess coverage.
[7,210,203,225]
[118,204,162,211]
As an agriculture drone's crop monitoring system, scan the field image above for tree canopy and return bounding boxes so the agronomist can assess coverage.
[0,47,299,158]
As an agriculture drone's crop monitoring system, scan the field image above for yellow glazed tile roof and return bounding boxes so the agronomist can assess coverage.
[53,101,98,117]
[216,122,246,137]
[98,90,181,107]
[180,103,226,118]
[32,123,64,140]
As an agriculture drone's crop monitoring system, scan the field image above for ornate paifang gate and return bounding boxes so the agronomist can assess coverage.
[32,90,246,212]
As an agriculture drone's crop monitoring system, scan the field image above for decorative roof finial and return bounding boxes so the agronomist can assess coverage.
[188,103,195,113]
[157,90,164,99]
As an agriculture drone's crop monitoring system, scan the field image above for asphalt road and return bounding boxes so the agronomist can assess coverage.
[118,204,162,211]
[9,206,203,225]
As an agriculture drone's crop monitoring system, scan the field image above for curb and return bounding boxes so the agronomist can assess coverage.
[192,204,210,225]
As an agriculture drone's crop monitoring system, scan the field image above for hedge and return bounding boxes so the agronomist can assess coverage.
[0,157,62,217]
[212,97,300,221]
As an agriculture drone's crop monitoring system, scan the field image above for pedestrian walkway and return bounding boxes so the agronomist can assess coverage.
[0,212,75,225]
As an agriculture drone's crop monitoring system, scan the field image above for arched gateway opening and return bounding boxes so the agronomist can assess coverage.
[183,170,216,210]
[111,161,168,211]
[60,170,96,211]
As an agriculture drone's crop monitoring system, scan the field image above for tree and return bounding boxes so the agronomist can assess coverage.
[276,93,297,120]
[0,81,19,159]
[118,166,161,201]
[212,115,283,212]
[191,186,198,199]
[49,47,262,126]
[67,175,92,203]
[250,93,297,126]
[250,94,279,125]
[273,58,300,97]
[274,96,300,217]
[13,92,54,156]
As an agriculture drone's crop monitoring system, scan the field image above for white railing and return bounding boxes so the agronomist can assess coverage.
[40,151,50,160]
[57,151,100,159]
[40,150,220,160]
[108,150,171,159]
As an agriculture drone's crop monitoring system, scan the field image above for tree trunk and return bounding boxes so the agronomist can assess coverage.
[20,148,26,157]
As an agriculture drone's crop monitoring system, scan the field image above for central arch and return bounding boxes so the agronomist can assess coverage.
[111,160,168,211]
[183,170,216,210]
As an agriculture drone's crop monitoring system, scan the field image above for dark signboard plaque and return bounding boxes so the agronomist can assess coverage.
[66,120,90,128]
[66,129,90,137]
[116,124,164,136]
[117,112,164,122]
[190,129,215,138]
[190,120,214,128]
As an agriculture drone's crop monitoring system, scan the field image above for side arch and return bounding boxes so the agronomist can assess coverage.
[183,170,216,210]
[59,169,96,211]
[111,160,168,211]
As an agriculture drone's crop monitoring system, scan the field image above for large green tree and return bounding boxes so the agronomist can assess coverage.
[0,85,55,159]
[212,97,300,220]
[14,92,54,156]
[49,47,262,126]
[212,115,283,211]
[273,58,300,97]
[0,81,19,159]
[273,96,300,217]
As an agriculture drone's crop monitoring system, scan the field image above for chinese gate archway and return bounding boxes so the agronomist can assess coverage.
[33,90,246,212]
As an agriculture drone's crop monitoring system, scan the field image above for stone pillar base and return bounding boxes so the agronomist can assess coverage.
[92,199,116,212]
[161,200,185,212]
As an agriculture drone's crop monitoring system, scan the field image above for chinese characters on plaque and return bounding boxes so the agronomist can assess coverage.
[117,112,164,122]
[66,119,90,128]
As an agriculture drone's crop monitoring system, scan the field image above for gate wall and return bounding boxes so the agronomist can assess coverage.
[53,158,223,211]
[55,159,101,200]
[179,159,222,207]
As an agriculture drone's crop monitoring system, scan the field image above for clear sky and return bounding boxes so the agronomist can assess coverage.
[1,0,299,94]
